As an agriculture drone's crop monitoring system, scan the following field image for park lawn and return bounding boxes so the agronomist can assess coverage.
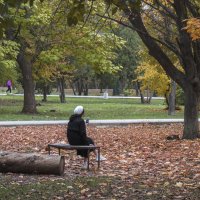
[0,95,184,121]
[0,176,117,200]
[0,175,199,200]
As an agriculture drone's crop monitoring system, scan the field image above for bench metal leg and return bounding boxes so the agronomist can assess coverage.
[47,145,101,170]
[97,147,100,169]
[48,146,51,155]
[87,149,90,170]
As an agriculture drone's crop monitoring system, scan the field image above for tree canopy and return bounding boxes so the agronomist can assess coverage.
[185,18,200,40]
[64,0,200,139]
[0,38,19,85]
[2,0,200,139]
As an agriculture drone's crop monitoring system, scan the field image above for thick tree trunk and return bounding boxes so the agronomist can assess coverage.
[183,87,200,139]
[168,80,176,115]
[17,51,37,114]
[0,151,65,175]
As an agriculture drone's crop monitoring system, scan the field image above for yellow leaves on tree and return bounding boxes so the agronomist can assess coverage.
[136,50,170,96]
[136,62,170,96]
[185,18,200,41]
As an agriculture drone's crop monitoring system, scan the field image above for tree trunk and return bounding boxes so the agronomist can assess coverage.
[164,93,169,108]
[135,82,139,96]
[43,83,48,102]
[119,79,124,95]
[17,50,37,114]
[137,81,145,103]
[183,87,200,139]
[113,81,120,96]
[98,77,103,94]
[140,92,145,104]
[77,79,83,95]
[0,151,65,175]
[69,81,76,95]
[168,80,176,115]
[58,77,66,103]
[164,15,175,114]
[146,88,152,104]
[83,82,88,96]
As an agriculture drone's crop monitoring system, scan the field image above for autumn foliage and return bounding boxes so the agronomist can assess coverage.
[0,124,200,199]
[185,18,200,41]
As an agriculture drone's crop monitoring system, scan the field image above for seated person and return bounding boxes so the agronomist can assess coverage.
[67,105,106,169]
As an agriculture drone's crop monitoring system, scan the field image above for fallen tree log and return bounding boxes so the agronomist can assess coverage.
[0,151,65,175]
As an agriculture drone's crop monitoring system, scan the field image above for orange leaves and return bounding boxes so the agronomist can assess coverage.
[185,18,200,41]
[0,125,66,152]
[0,124,200,198]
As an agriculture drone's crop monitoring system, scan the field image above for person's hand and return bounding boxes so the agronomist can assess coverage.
[86,118,89,124]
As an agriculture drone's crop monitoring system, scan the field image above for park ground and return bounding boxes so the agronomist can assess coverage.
[0,95,184,121]
[0,123,200,199]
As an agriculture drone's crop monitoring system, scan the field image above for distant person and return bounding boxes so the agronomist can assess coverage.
[67,105,106,169]
[6,80,12,93]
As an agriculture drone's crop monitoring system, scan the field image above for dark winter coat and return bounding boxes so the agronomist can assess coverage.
[67,114,94,157]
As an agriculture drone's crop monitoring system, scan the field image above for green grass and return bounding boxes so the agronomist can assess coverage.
[0,176,113,200]
[0,95,184,121]
[0,175,199,199]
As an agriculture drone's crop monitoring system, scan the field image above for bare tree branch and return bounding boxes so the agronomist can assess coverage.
[96,13,181,57]
[142,0,177,20]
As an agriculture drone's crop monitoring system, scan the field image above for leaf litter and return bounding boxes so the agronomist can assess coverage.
[0,123,200,199]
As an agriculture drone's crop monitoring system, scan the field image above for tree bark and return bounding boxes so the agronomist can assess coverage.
[43,83,48,102]
[135,82,139,96]
[58,77,66,103]
[17,49,37,114]
[0,151,65,175]
[168,80,176,115]
[146,88,152,104]
[183,87,200,139]
[83,82,88,96]
[69,80,76,95]
[76,79,83,95]
[137,81,145,103]
[165,93,169,108]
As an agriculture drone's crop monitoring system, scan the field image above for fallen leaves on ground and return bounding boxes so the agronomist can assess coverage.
[0,123,200,199]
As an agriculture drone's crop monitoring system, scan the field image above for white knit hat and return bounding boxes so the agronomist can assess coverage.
[74,105,84,115]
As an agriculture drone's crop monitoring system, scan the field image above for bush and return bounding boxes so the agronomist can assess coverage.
[123,89,134,96]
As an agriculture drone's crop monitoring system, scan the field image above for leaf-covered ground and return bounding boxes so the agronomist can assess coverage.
[0,124,200,199]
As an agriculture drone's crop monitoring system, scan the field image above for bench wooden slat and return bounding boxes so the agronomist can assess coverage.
[48,143,100,150]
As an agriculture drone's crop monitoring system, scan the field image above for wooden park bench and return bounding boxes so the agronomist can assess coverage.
[48,143,101,170]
